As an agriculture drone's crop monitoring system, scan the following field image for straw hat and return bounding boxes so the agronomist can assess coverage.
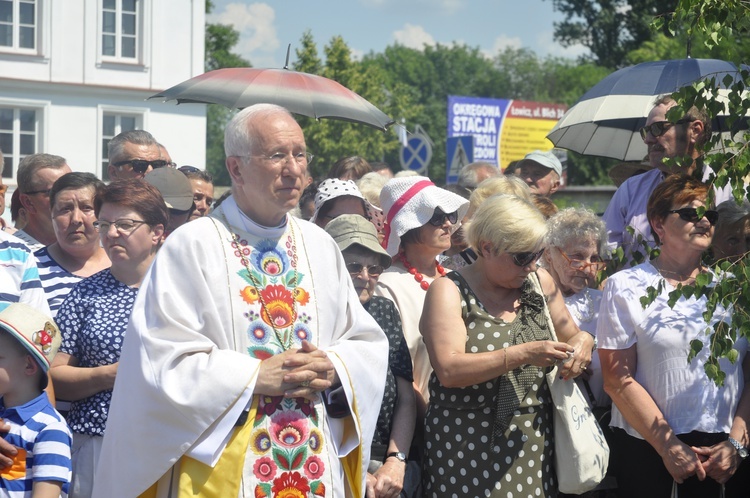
[310,178,385,231]
[325,214,392,268]
[0,303,62,386]
[379,176,469,256]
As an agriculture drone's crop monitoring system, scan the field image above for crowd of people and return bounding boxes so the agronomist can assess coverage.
[0,94,749,498]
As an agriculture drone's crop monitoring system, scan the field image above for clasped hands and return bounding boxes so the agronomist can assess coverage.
[663,436,739,485]
[255,340,338,401]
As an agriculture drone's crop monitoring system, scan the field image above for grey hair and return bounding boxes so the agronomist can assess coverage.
[107,130,158,162]
[17,153,68,193]
[467,194,546,254]
[224,104,293,157]
[545,207,608,257]
[457,162,499,189]
[717,199,750,227]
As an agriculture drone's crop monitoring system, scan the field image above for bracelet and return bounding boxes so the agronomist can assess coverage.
[503,346,509,372]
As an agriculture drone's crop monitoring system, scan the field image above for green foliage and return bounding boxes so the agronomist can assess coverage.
[547,0,678,69]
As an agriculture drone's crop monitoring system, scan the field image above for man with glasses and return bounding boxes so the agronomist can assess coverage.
[602,95,731,264]
[15,153,72,251]
[94,103,388,498]
[107,130,168,180]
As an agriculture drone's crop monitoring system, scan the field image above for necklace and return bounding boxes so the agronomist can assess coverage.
[569,288,595,323]
[400,254,446,291]
[228,219,300,351]
[654,263,704,285]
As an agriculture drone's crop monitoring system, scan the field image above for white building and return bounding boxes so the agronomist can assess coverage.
[0,0,206,191]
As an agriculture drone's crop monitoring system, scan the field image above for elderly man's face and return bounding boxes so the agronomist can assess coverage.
[227,112,308,226]
[23,165,72,224]
[517,161,560,196]
[109,142,162,180]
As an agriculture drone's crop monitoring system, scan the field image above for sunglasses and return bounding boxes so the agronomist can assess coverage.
[639,119,692,141]
[112,159,170,174]
[511,248,545,267]
[346,262,384,277]
[558,249,607,273]
[428,209,459,227]
[668,207,719,225]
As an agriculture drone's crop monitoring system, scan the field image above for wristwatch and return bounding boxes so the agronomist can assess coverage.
[728,437,749,459]
[386,451,408,463]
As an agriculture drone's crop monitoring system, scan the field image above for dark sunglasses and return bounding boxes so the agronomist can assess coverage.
[668,207,719,225]
[428,209,459,227]
[112,159,169,174]
[346,262,384,277]
[511,248,545,267]
[639,119,692,141]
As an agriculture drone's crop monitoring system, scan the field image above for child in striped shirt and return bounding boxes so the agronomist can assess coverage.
[0,303,71,498]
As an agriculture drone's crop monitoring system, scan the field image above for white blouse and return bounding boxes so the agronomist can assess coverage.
[596,262,746,438]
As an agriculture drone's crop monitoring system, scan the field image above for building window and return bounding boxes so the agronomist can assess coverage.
[0,106,38,179]
[0,0,37,51]
[101,112,139,181]
[101,0,138,60]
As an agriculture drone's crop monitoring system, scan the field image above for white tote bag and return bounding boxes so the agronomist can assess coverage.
[532,273,610,494]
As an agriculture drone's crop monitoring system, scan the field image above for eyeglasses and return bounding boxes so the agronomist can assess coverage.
[346,262,384,277]
[428,209,459,227]
[668,207,719,225]
[93,218,149,234]
[510,248,545,267]
[245,152,314,166]
[24,188,51,196]
[111,159,170,174]
[558,249,607,273]
[639,119,692,140]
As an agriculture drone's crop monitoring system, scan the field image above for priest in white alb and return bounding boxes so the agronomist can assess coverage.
[92,104,389,498]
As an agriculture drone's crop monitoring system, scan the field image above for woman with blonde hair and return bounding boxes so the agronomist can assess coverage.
[421,194,593,497]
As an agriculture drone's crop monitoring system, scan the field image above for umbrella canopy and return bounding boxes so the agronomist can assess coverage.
[150,67,395,131]
[547,58,743,161]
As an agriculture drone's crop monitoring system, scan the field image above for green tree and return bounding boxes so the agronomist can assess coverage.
[548,0,677,68]
[203,1,249,186]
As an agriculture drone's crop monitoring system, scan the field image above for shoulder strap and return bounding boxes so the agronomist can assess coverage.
[529,271,558,342]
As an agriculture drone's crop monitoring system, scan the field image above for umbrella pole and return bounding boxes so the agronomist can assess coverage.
[284,44,292,70]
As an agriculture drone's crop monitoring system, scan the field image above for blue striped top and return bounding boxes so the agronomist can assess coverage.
[0,393,72,497]
[34,247,83,319]
[0,231,49,315]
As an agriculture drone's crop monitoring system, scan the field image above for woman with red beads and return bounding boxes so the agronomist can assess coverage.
[375,175,469,420]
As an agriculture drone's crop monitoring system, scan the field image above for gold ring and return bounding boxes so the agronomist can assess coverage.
[301,380,310,388]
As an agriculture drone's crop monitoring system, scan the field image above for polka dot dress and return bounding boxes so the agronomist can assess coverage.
[422,272,557,498]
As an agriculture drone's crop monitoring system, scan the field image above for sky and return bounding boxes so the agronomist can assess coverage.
[207,0,590,69]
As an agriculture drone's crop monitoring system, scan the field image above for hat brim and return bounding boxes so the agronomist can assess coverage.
[384,186,470,256]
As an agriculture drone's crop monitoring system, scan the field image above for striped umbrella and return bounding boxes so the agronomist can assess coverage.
[150,67,395,132]
[547,59,744,161]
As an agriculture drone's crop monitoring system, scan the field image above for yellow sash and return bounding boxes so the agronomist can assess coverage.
[139,399,258,498]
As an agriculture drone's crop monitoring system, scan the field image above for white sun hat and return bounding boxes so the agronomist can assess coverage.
[379,175,470,256]
[309,178,385,232]
[0,303,62,387]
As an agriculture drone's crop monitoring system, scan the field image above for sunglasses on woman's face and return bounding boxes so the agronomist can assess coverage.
[428,209,459,227]
[510,248,545,267]
[668,207,719,226]
[345,262,384,277]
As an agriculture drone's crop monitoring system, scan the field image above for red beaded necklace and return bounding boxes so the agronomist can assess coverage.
[399,254,446,291]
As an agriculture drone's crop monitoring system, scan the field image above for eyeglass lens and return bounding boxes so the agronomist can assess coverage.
[512,249,544,267]
[346,262,384,276]
[670,208,719,226]
[429,210,458,226]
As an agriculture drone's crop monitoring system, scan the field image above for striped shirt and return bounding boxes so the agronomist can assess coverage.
[34,247,83,319]
[0,231,50,315]
[0,393,72,498]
